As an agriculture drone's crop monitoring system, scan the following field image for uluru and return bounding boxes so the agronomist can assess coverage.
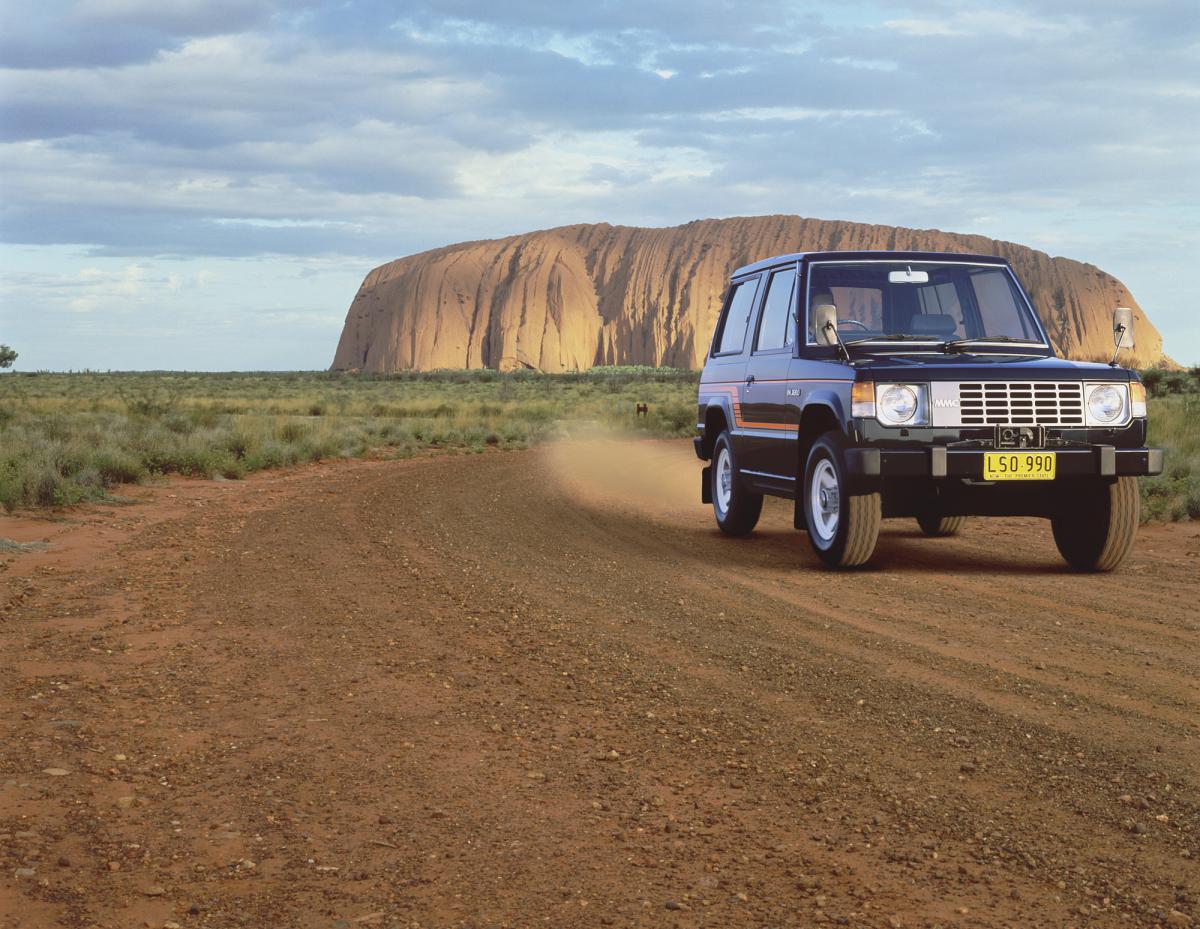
[332,216,1170,372]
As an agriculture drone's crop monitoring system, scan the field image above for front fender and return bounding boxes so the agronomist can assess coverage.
[800,389,851,434]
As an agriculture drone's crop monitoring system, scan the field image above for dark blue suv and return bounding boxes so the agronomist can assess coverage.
[695,251,1162,570]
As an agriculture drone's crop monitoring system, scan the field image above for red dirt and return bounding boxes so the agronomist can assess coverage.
[1,441,1197,929]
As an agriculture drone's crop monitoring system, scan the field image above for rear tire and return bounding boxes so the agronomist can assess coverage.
[917,513,967,537]
[1050,477,1139,572]
[711,431,763,537]
[803,433,881,568]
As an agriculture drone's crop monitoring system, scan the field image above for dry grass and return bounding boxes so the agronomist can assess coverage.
[0,369,696,510]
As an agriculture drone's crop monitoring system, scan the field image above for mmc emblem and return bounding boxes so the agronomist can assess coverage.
[934,397,960,408]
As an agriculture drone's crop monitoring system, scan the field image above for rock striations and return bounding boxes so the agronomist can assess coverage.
[332,216,1168,372]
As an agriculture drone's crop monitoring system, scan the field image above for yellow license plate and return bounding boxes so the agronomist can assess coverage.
[983,451,1056,481]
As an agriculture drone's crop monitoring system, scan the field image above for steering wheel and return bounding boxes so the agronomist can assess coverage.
[837,318,870,331]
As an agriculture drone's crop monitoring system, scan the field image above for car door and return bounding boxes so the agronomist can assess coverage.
[699,273,763,459]
[741,263,800,484]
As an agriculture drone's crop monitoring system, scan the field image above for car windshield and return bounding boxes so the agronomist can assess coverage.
[806,261,1044,349]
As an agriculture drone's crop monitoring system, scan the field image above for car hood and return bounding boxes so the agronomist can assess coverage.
[852,353,1132,382]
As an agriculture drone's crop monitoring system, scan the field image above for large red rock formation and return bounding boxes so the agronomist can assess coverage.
[332,216,1168,371]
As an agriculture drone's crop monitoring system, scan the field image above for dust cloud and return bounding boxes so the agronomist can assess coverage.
[540,433,701,520]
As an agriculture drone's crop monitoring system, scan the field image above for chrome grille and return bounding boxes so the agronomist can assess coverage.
[956,381,1084,426]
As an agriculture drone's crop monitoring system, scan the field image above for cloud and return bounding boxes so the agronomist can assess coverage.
[0,0,281,69]
[882,10,1079,38]
[0,0,1198,365]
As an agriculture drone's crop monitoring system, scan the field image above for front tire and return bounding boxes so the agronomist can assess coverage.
[917,513,967,537]
[803,433,881,568]
[1051,477,1139,572]
[711,431,763,537]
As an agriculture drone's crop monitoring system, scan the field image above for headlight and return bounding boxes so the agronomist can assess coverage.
[880,385,918,423]
[873,383,929,426]
[1085,383,1128,425]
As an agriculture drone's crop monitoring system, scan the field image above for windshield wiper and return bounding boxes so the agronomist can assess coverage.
[841,334,928,346]
[942,336,1041,353]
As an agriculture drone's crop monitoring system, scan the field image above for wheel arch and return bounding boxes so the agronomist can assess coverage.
[795,395,848,477]
[701,403,731,459]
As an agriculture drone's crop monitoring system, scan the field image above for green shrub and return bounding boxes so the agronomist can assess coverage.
[94,450,147,485]
[1141,367,1200,398]
[223,432,253,460]
[277,421,308,443]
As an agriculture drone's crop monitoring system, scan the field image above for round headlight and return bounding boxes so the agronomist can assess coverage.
[879,385,918,423]
[1088,384,1125,423]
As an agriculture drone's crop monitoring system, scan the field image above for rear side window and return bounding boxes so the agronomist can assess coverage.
[755,267,797,351]
[714,278,760,355]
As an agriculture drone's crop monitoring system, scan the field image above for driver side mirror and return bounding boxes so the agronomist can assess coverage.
[813,304,839,346]
[1113,307,1135,349]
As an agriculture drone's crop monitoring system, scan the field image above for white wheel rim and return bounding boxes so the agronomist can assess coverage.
[715,447,733,516]
[810,458,840,545]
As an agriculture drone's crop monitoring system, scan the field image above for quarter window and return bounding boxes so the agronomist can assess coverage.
[714,278,760,355]
[755,267,797,351]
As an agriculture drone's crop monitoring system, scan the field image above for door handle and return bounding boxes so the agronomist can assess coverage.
[745,374,756,385]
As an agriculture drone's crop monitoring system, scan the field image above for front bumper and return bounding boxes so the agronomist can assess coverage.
[844,445,1164,479]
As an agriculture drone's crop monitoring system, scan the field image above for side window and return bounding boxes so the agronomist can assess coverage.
[714,278,760,355]
[755,267,797,351]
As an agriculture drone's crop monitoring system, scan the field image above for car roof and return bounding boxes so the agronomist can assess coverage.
[732,250,1012,278]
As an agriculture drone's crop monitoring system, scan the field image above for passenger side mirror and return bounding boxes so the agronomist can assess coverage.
[813,304,839,346]
[1113,307,1135,349]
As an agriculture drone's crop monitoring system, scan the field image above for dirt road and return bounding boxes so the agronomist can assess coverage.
[1,440,1197,929]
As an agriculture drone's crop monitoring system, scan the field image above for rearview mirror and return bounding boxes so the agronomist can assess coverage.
[813,304,839,346]
[1113,307,1135,348]
[888,268,930,284]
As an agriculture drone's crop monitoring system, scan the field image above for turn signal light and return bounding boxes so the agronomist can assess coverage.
[851,381,875,418]
[1130,381,1147,418]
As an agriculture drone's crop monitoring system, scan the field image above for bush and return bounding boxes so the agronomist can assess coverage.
[277,421,308,443]
[94,450,147,485]
[1140,367,1200,398]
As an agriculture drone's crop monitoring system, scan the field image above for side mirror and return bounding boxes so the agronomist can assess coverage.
[813,304,839,346]
[1113,307,1135,349]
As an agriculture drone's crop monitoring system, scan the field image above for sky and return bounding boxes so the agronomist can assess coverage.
[1,0,1197,370]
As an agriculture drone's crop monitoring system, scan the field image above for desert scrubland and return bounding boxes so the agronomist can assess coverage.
[1,369,1196,520]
